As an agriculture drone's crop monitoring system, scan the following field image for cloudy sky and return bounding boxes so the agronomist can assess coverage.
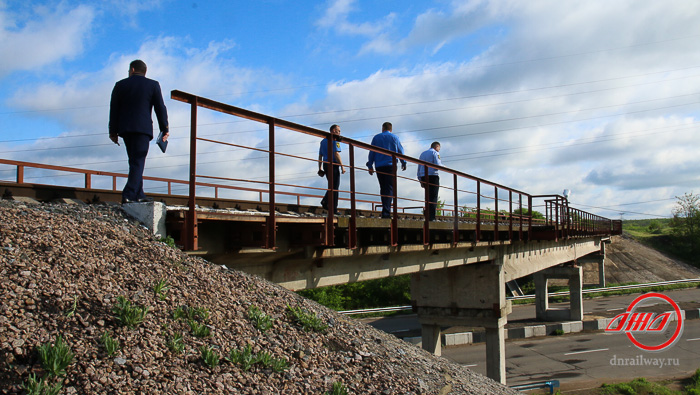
[1,0,699,219]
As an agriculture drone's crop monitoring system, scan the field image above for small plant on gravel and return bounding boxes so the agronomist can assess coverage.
[229,344,256,371]
[64,295,78,317]
[199,345,220,368]
[37,335,74,377]
[113,296,148,328]
[326,381,348,395]
[153,278,170,301]
[256,350,273,367]
[100,331,120,356]
[188,319,211,338]
[269,356,290,372]
[286,305,327,333]
[552,329,565,336]
[23,373,62,395]
[158,235,176,248]
[247,305,273,332]
[166,333,185,354]
[173,305,209,322]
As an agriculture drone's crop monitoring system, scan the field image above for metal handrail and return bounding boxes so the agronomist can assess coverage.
[170,90,616,250]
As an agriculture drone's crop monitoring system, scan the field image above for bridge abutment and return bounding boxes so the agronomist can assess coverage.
[411,260,510,384]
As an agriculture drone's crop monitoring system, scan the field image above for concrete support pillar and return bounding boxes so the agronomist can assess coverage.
[421,324,442,356]
[569,266,583,321]
[534,272,548,321]
[598,242,606,287]
[485,325,506,384]
[411,261,510,384]
[533,265,583,321]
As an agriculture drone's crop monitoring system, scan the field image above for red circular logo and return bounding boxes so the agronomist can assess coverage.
[623,293,684,352]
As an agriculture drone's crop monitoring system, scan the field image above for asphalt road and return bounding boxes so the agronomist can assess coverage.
[357,287,700,387]
[442,319,700,387]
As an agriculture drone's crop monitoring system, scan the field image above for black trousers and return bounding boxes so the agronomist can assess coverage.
[376,165,394,218]
[321,163,341,211]
[421,175,440,220]
[122,133,150,201]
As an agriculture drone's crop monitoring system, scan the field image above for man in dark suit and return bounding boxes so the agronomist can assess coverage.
[109,59,169,203]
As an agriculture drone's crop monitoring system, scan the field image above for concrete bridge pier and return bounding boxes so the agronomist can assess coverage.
[534,265,583,321]
[411,261,511,384]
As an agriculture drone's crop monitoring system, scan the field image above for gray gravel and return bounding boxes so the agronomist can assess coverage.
[0,200,517,394]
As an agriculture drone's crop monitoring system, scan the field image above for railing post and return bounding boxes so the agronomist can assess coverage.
[391,155,398,247]
[187,96,199,251]
[85,173,91,189]
[267,119,277,249]
[518,194,523,241]
[349,144,357,249]
[112,176,117,191]
[453,174,459,246]
[494,186,499,241]
[17,165,24,184]
[527,195,532,241]
[508,190,513,241]
[476,181,481,242]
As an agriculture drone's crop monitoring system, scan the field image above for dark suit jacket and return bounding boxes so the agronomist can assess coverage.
[109,75,168,140]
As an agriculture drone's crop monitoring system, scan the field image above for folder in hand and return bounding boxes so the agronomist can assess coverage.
[156,132,168,153]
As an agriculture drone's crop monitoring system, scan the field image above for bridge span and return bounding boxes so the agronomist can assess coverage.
[0,90,621,384]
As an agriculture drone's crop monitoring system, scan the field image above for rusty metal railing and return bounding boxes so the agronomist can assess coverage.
[169,90,617,251]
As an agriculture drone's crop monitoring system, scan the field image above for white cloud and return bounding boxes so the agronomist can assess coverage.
[0,3,95,77]
[317,0,395,37]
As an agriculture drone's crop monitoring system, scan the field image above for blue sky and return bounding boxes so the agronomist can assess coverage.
[1,0,700,219]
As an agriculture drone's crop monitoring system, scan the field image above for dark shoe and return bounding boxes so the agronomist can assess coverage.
[137,197,154,203]
[122,198,135,204]
[381,215,391,219]
[334,211,341,215]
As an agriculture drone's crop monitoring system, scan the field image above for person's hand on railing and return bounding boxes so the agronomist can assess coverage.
[368,168,374,176]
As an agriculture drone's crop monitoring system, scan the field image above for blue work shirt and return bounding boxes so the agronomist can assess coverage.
[366,131,407,169]
[319,138,342,163]
[417,148,442,178]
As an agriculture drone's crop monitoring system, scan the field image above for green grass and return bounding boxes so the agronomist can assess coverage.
[601,377,680,394]
[113,296,149,328]
[37,335,74,377]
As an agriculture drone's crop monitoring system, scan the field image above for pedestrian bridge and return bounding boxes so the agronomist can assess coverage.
[0,90,621,384]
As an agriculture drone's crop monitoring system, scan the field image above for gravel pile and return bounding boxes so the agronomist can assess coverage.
[0,200,516,394]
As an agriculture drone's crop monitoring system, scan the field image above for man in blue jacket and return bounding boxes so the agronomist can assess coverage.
[367,122,407,218]
[417,141,442,221]
[109,60,169,204]
[318,124,345,214]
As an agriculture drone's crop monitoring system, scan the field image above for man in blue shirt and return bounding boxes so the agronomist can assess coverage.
[417,142,442,221]
[367,122,407,218]
[318,124,345,214]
